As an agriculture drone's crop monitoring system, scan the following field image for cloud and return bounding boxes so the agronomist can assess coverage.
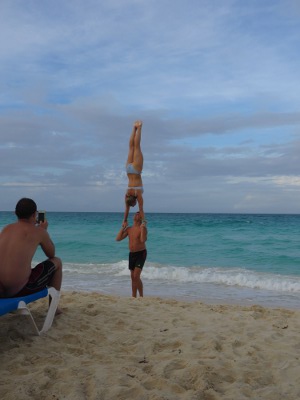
[0,0,300,213]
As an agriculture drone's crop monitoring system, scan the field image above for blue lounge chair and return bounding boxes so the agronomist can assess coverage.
[0,287,60,335]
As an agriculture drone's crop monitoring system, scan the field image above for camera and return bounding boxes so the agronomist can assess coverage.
[37,210,46,223]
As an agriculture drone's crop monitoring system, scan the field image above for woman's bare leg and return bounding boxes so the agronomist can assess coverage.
[132,121,143,171]
[126,123,137,165]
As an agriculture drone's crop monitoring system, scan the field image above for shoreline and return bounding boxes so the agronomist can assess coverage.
[62,275,300,311]
[72,287,300,311]
[1,291,300,399]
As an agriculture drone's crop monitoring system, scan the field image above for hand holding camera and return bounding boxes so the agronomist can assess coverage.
[36,211,48,229]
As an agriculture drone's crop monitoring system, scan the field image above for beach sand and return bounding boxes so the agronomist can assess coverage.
[1,292,300,400]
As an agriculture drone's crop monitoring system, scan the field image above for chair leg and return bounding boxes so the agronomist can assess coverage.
[18,301,41,335]
[17,287,61,335]
[40,288,61,334]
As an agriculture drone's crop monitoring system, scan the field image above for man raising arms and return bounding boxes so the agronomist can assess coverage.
[116,212,147,297]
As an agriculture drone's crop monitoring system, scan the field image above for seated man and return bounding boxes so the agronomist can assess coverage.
[0,198,62,303]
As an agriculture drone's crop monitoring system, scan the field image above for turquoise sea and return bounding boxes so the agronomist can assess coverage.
[1,212,300,309]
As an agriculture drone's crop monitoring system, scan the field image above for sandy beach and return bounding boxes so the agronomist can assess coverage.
[1,292,300,400]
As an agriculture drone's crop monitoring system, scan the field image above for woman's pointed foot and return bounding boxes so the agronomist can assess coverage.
[134,120,143,128]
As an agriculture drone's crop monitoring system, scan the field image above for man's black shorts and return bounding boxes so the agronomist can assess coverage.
[129,249,147,271]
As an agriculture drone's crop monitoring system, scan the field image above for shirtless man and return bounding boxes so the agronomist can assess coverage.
[116,211,147,297]
[0,198,62,302]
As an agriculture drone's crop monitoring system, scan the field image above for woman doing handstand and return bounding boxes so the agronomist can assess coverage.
[123,120,145,227]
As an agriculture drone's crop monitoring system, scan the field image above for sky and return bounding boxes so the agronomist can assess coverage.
[1,0,300,214]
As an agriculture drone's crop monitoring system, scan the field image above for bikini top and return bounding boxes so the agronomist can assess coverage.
[126,163,142,175]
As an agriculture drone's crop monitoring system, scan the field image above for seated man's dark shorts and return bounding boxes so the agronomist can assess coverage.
[129,249,147,271]
[13,260,56,297]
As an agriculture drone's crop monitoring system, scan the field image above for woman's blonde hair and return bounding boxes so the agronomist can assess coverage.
[126,195,137,207]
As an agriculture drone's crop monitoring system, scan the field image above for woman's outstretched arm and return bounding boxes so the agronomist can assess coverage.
[136,192,145,222]
[123,200,130,228]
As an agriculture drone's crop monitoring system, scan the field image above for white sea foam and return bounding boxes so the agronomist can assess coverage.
[143,265,300,293]
[58,261,300,309]
[61,261,300,294]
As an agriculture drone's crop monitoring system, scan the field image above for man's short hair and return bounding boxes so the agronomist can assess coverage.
[15,198,37,219]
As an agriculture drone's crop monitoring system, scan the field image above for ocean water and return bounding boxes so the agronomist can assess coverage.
[1,212,300,309]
